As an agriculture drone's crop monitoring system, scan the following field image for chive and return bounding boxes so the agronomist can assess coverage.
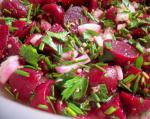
[139,97,144,104]
[39,43,45,51]
[143,62,150,66]
[27,4,33,23]
[51,85,55,97]
[44,57,52,70]
[136,42,144,53]
[135,56,143,69]
[119,82,132,93]
[122,74,136,84]
[91,93,100,102]
[80,100,91,111]
[37,104,48,110]
[15,92,19,100]
[68,103,84,115]
[66,107,77,117]
[4,86,14,97]
[3,9,11,14]
[47,96,56,113]
[62,58,87,65]
[94,65,106,72]
[57,44,63,55]
[15,69,30,77]
[104,106,117,115]
[133,74,141,94]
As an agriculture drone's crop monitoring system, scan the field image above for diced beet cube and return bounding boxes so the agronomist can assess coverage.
[106,7,117,22]
[60,0,86,6]
[6,37,21,56]
[8,68,43,103]
[12,20,26,37]
[64,6,88,33]
[50,23,64,33]
[0,25,9,61]
[40,19,51,32]
[131,28,147,39]
[101,94,127,119]
[125,65,142,76]
[104,40,139,65]
[89,66,121,94]
[42,4,64,25]
[101,0,111,8]
[54,101,67,114]
[2,0,27,18]
[30,80,55,113]
[87,0,98,12]
[120,92,150,116]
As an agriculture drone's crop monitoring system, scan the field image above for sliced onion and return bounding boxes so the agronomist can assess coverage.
[78,23,101,35]
[30,34,42,45]
[0,56,20,84]
[116,13,129,22]
[56,54,91,74]
[61,50,78,60]
[93,35,104,47]
[115,66,123,80]
[117,23,127,30]
[103,28,114,40]
[128,4,135,13]
[93,9,103,19]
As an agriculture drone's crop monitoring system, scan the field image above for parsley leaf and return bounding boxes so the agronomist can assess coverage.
[20,45,40,67]
[83,29,99,40]
[62,76,88,100]
[47,31,69,42]
[135,56,143,69]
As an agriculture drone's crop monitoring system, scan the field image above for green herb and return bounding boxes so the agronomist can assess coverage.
[105,42,112,50]
[119,82,132,93]
[136,42,144,53]
[4,86,14,97]
[122,0,130,7]
[62,76,88,100]
[20,45,40,67]
[37,104,48,110]
[15,69,30,77]
[122,74,136,84]
[120,28,130,37]
[80,100,91,111]
[47,31,69,42]
[101,19,115,28]
[68,103,84,115]
[135,56,143,69]
[104,106,117,115]
[47,96,56,113]
[133,74,141,94]
[65,107,77,117]
[57,44,63,55]
[27,4,33,23]
[0,17,15,26]
[15,92,19,100]
[83,29,99,40]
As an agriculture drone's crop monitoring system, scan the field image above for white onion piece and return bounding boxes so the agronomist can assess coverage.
[56,54,91,74]
[61,50,78,60]
[93,9,103,19]
[128,4,135,13]
[30,34,42,45]
[93,35,104,47]
[117,23,127,30]
[0,56,20,84]
[78,23,101,35]
[116,13,129,22]
[103,28,114,40]
[115,66,123,80]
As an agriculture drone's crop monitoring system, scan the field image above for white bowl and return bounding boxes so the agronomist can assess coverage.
[0,91,70,119]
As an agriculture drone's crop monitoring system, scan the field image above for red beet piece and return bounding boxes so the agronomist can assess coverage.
[8,68,43,102]
[77,109,106,119]
[106,7,117,22]
[54,101,67,114]
[125,65,141,75]
[50,23,64,33]
[120,92,150,116]
[30,80,55,113]
[64,6,88,33]
[87,0,98,12]
[104,40,139,64]
[131,28,147,39]
[12,20,26,37]
[6,37,21,56]
[29,0,56,4]
[2,0,27,18]
[38,58,49,74]
[101,0,111,8]
[60,0,86,6]
[101,94,127,119]
[40,19,51,32]
[42,4,64,25]
[89,66,119,94]
[0,25,9,61]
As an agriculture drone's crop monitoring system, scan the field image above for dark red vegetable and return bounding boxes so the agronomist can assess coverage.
[2,0,27,18]
[131,28,146,39]
[8,68,43,102]
[60,0,85,6]
[42,4,64,25]
[120,92,150,116]
[30,80,55,113]
[50,23,65,33]
[105,7,117,22]
[104,40,139,65]
[87,0,98,12]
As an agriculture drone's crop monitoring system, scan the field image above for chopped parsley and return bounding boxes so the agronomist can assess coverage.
[15,69,30,77]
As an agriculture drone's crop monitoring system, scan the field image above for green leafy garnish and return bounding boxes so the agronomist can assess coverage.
[62,76,88,100]
[20,45,40,68]
[37,104,48,110]
[104,106,117,115]
[83,29,99,40]
[68,103,84,115]
[122,0,130,7]
[122,74,137,84]
[15,69,30,77]
[135,56,143,69]
[135,42,144,53]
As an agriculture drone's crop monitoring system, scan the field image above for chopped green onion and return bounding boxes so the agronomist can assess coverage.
[38,104,48,110]
[122,74,136,84]
[133,74,141,94]
[47,96,56,113]
[135,56,143,69]
[104,106,117,115]
[136,42,144,53]
[27,4,33,23]
[66,107,77,117]
[15,69,30,77]
[68,103,84,115]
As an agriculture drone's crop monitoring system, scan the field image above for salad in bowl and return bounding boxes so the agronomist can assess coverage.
[0,0,150,119]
